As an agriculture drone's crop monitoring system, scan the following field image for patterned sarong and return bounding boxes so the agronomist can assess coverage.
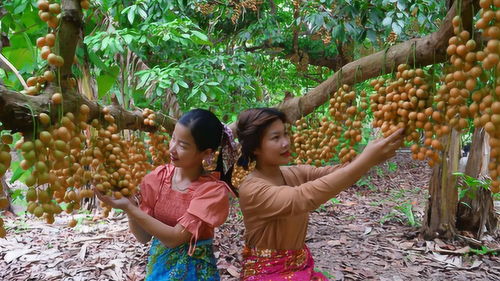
[241,245,328,281]
[145,238,220,281]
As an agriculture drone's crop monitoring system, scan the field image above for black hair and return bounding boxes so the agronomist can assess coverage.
[236,108,287,170]
[178,109,236,193]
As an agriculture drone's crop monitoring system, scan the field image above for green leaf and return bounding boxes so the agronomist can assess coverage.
[191,30,212,45]
[200,92,207,102]
[88,51,108,70]
[382,17,392,26]
[367,29,377,42]
[128,5,136,24]
[177,80,189,88]
[138,7,148,20]
[172,82,179,94]
[10,163,28,183]
[13,1,28,14]
[122,34,134,45]
[2,47,32,71]
[96,66,120,98]
[392,22,402,34]
[332,24,345,42]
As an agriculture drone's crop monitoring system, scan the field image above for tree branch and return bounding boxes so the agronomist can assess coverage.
[0,84,176,134]
[276,0,479,123]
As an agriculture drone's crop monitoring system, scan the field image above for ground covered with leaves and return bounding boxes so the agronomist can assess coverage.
[1,154,499,280]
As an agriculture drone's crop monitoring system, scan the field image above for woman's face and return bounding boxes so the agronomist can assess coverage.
[169,123,210,169]
[254,119,291,166]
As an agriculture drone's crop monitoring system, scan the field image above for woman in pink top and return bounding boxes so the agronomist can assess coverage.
[96,109,238,280]
[236,108,403,280]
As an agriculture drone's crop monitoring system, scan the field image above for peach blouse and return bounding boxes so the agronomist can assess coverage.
[239,164,342,250]
[139,164,230,250]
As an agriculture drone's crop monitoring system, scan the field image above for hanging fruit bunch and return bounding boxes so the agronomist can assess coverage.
[232,161,254,188]
[292,84,367,166]
[472,0,500,192]
[328,84,368,163]
[21,104,90,226]
[142,108,170,167]
[0,133,12,238]
[87,107,136,217]
[129,135,152,182]
[21,1,62,96]
[147,130,170,167]
[292,115,332,166]
[370,64,443,167]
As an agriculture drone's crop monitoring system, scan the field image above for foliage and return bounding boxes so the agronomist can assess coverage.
[453,172,492,208]
[0,0,448,121]
[469,245,499,256]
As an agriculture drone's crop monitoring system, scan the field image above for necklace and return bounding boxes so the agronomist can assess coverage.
[171,169,191,192]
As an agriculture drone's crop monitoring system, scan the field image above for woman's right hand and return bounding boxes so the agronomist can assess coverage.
[94,189,135,211]
[360,128,404,167]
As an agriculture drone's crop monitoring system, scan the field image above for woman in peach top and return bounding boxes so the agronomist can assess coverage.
[236,108,403,280]
[97,109,238,281]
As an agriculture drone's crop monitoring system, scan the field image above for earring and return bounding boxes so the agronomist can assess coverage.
[203,153,216,170]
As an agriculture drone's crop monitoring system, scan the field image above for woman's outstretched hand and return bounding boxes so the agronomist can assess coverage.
[94,189,135,211]
[360,128,405,167]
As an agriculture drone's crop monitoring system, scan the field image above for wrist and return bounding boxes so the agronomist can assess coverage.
[357,150,376,168]
[123,201,136,213]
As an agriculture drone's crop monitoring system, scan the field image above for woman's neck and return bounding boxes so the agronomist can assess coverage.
[175,166,204,182]
[254,162,284,184]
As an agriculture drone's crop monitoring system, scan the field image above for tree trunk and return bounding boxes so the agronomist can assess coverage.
[456,128,498,238]
[422,129,461,239]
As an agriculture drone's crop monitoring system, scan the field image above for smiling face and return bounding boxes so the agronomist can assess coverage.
[169,123,211,169]
[253,119,291,167]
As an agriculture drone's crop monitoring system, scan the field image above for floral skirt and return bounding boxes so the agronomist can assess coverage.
[145,238,220,281]
[241,245,328,281]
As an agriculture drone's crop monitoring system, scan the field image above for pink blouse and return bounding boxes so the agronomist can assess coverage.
[139,164,231,253]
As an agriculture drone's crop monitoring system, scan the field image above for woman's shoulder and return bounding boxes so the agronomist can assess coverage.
[192,173,231,196]
[238,173,273,197]
[145,164,173,178]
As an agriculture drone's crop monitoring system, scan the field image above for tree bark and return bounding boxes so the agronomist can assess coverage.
[59,0,83,80]
[456,128,498,238]
[422,129,461,239]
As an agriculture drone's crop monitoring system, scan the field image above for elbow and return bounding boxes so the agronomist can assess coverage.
[159,238,183,249]
[131,230,152,244]
[137,236,152,244]
[158,232,190,249]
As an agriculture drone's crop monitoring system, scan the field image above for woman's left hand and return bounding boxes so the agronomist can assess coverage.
[94,189,135,211]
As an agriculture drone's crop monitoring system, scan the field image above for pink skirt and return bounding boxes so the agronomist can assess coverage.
[241,245,328,280]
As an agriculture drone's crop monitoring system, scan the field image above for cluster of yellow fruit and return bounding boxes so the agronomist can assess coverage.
[472,0,500,192]
[142,108,157,127]
[147,130,170,167]
[37,0,61,29]
[4,105,171,235]
[370,64,443,167]
[231,161,254,188]
[328,85,368,163]
[0,134,13,237]
[20,105,90,226]
[21,1,64,96]
[291,85,367,166]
